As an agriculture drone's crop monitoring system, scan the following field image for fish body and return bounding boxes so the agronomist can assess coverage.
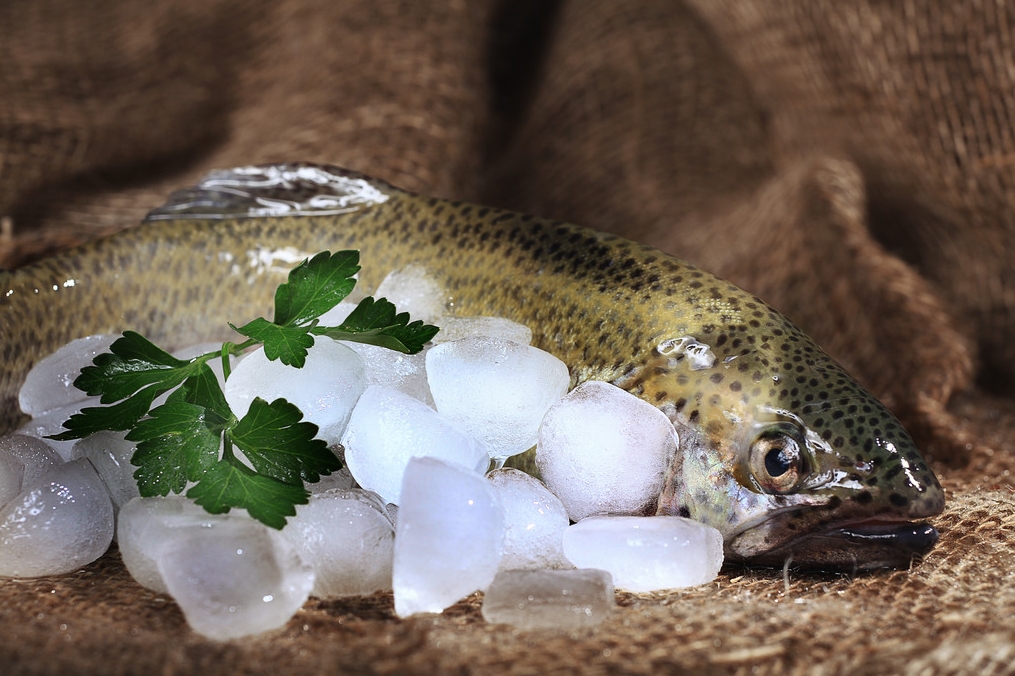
[0,164,943,569]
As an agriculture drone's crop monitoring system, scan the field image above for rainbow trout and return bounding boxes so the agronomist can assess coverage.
[0,164,943,570]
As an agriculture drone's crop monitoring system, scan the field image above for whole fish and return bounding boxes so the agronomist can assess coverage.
[0,163,943,570]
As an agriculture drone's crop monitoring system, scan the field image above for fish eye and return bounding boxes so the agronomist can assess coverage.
[749,424,806,494]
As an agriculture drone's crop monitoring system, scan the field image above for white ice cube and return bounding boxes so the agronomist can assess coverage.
[487,468,569,570]
[341,342,433,405]
[374,264,447,322]
[0,459,114,578]
[562,516,724,592]
[307,467,356,493]
[393,457,504,617]
[118,496,215,593]
[342,385,489,505]
[482,569,614,629]
[426,337,569,462]
[432,316,532,345]
[18,334,117,416]
[157,518,314,640]
[18,400,101,461]
[72,431,141,513]
[224,337,366,446]
[281,488,394,598]
[536,381,677,521]
[0,434,62,508]
[118,496,314,640]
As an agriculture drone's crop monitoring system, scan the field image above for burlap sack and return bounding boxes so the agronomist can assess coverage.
[2,1,1013,674]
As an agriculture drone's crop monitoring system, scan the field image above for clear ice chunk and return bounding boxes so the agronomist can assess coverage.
[562,516,724,592]
[393,457,504,617]
[0,434,62,508]
[432,316,532,345]
[342,385,489,505]
[281,488,394,598]
[18,334,117,416]
[487,468,569,570]
[224,337,366,446]
[536,381,677,520]
[118,496,314,640]
[157,519,314,640]
[117,496,214,594]
[341,342,433,405]
[72,431,141,514]
[374,264,447,322]
[481,568,614,629]
[0,459,114,578]
[426,337,569,462]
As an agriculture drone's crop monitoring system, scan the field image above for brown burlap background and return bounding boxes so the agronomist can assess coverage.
[2,1,1014,674]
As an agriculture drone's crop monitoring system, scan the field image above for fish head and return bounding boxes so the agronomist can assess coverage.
[650,323,945,571]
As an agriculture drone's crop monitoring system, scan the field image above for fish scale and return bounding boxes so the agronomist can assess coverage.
[0,163,944,570]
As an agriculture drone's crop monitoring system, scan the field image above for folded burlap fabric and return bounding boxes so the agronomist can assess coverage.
[1,1,1013,674]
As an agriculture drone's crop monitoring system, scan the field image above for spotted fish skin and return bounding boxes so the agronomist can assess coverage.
[0,164,944,569]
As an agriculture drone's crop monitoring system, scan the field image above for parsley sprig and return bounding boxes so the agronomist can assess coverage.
[51,251,439,528]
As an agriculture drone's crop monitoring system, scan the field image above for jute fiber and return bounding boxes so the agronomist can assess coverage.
[2,1,1014,674]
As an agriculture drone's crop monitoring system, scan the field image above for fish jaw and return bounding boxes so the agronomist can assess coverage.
[657,402,946,571]
[727,517,940,571]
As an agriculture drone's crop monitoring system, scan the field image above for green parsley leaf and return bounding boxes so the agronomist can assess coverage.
[317,296,440,353]
[128,400,223,495]
[229,397,338,484]
[186,461,309,530]
[230,317,315,368]
[50,331,207,440]
[273,250,360,326]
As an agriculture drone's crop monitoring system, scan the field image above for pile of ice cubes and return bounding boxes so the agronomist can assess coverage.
[0,266,724,640]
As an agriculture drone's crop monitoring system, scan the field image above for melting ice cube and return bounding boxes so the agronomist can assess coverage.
[281,488,394,598]
[426,337,569,462]
[562,516,724,592]
[487,468,569,570]
[536,381,677,520]
[342,385,488,505]
[481,568,614,629]
[392,457,504,616]
[0,459,114,578]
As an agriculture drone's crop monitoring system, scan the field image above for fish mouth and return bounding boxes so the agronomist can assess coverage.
[730,518,940,572]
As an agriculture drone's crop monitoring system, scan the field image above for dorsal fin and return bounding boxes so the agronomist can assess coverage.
[144,163,394,221]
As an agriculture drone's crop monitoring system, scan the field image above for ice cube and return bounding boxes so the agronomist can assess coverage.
[117,496,214,593]
[562,516,724,592]
[118,496,315,640]
[0,434,62,508]
[374,264,447,322]
[342,385,489,505]
[72,431,141,514]
[224,337,366,446]
[536,381,677,520]
[393,457,504,616]
[281,488,394,598]
[0,459,114,578]
[486,468,569,570]
[341,342,433,405]
[426,337,569,462]
[432,316,532,345]
[18,334,117,416]
[481,569,614,629]
[18,400,101,461]
[157,518,314,640]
